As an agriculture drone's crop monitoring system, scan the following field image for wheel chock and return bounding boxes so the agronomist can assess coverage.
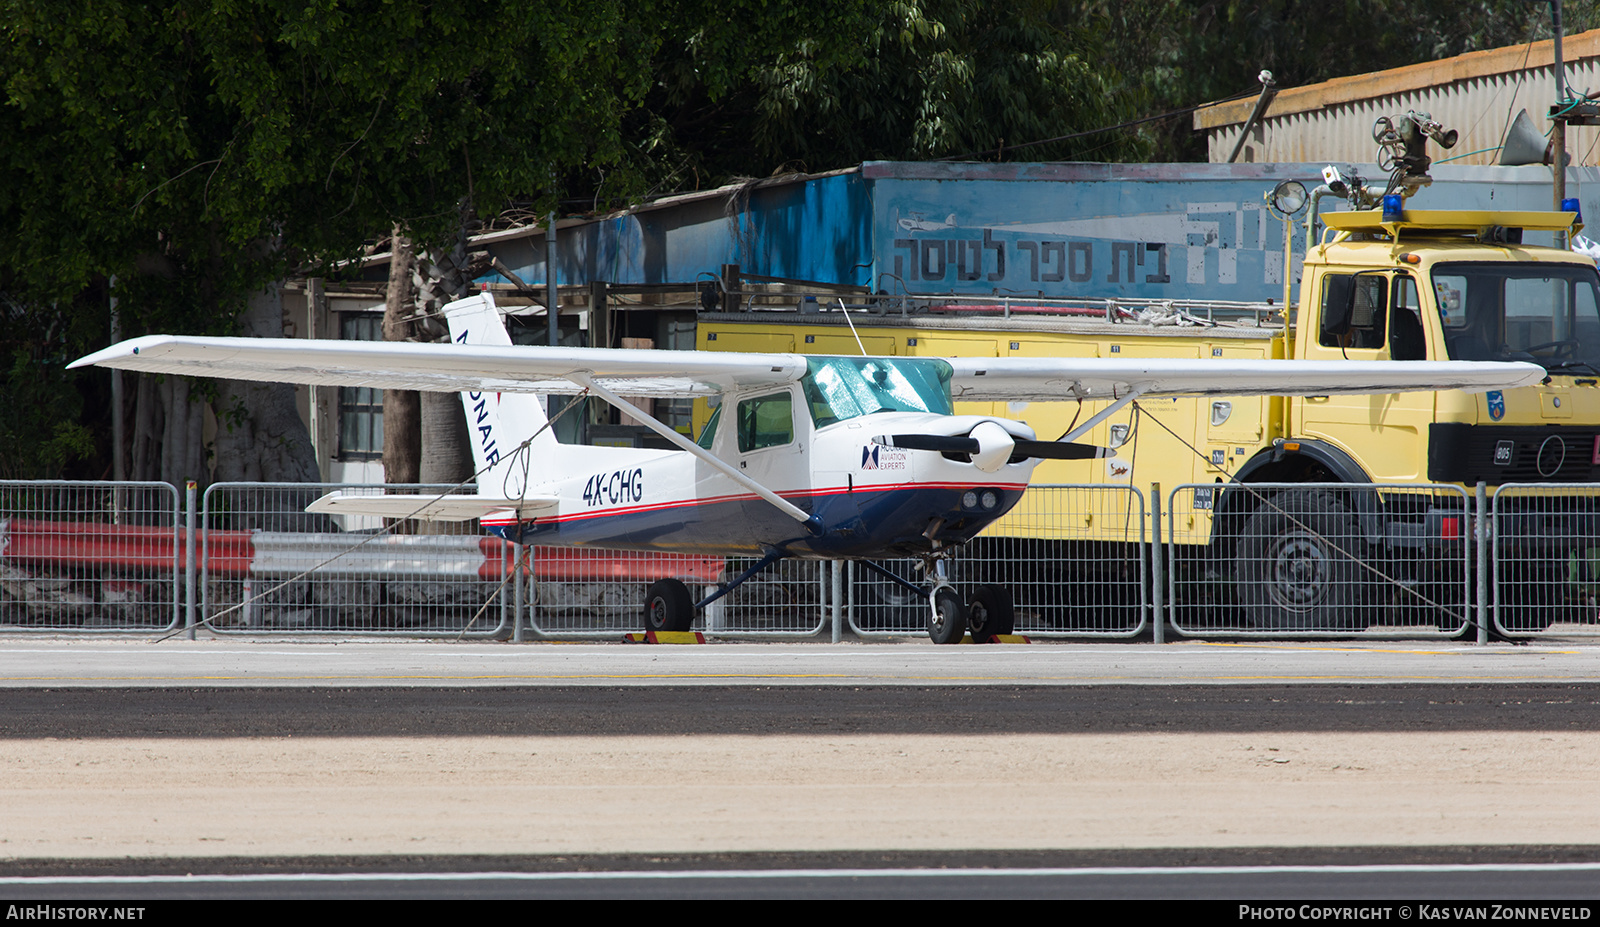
[968,633,1031,644]
[623,630,707,644]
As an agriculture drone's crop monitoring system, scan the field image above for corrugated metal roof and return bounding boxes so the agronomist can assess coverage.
[1196,30,1600,168]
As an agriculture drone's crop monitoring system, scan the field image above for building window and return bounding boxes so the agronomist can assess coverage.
[338,314,383,459]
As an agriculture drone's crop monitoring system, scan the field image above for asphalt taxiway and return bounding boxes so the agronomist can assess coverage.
[1,637,1599,687]
[1,637,1598,898]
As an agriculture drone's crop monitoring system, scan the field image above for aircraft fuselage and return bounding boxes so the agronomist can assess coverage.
[494,411,1036,560]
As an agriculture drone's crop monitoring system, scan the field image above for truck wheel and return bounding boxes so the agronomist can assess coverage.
[1496,556,1559,633]
[1234,490,1371,631]
[967,585,1015,640]
[644,579,695,633]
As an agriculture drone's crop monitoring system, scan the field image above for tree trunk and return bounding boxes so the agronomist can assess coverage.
[419,391,473,484]
[210,282,331,531]
[413,202,476,488]
[382,228,420,485]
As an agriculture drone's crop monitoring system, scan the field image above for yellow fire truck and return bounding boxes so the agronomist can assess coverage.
[696,122,1600,634]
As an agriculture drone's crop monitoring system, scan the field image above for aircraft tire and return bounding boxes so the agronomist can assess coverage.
[644,579,695,633]
[967,585,1015,640]
[927,588,967,644]
[1234,489,1370,631]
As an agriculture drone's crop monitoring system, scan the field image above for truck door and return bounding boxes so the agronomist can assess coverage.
[1294,270,1434,481]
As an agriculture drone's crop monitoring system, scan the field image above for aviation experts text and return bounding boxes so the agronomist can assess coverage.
[1240,908,1592,922]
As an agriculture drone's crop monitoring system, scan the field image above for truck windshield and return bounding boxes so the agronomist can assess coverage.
[1432,261,1600,372]
[800,356,954,427]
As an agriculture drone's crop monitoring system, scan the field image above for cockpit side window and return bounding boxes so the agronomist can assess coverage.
[737,392,794,453]
[695,403,721,450]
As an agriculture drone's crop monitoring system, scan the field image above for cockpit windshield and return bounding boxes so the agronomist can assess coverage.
[801,357,954,427]
[1432,261,1600,374]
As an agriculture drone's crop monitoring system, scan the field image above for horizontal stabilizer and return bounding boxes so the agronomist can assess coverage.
[306,492,558,523]
[1011,439,1114,460]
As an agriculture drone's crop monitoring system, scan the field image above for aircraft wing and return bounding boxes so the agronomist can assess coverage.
[69,336,807,397]
[305,492,558,522]
[71,335,1543,400]
[943,357,1545,401]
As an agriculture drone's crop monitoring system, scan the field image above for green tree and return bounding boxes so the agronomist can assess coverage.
[0,0,678,482]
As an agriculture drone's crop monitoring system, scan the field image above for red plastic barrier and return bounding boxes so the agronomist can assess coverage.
[0,519,719,584]
[0,519,254,575]
[478,538,724,583]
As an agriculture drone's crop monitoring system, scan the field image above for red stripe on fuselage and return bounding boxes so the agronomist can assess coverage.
[540,481,1028,526]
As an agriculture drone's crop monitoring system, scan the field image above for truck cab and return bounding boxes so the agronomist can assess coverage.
[1292,209,1600,487]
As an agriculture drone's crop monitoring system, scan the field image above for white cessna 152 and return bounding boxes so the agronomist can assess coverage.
[73,293,1543,642]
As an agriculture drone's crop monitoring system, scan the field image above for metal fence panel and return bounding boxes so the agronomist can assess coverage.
[1492,484,1600,637]
[1168,482,1474,637]
[0,481,181,632]
[526,546,811,638]
[201,483,511,636]
[847,485,1147,638]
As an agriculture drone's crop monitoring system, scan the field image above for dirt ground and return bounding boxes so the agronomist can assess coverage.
[0,731,1595,858]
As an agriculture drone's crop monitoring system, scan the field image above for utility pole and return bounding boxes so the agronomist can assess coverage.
[546,211,559,347]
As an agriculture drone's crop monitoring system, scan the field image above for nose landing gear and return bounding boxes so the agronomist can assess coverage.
[861,558,1018,644]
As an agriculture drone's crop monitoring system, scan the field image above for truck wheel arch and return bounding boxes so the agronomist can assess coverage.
[1232,439,1373,486]
[1213,439,1384,551]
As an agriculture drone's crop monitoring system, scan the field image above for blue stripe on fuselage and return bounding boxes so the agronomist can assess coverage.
[483,485,1026,559]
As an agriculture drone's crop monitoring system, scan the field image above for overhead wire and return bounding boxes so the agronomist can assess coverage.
[935,87,1262,162]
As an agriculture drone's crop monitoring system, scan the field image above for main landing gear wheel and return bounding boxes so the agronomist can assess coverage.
[927,587,968,644]
[644,578,695,633]
[967,585,1015,640]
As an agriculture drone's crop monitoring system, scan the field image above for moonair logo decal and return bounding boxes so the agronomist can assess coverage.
[467,390,500,465]
[1487,390,1505,421]
[861,446,907,470]
[455,326,503,466]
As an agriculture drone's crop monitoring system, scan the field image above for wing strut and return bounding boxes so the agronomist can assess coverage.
[566,373,824,535]
[1059,386,1149,443]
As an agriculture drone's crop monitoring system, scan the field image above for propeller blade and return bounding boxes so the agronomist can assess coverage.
[872,434,980,453]
[1012,440,1116,460]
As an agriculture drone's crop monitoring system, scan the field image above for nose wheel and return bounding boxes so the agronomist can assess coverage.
[927,587,967,644]
[858,558,1019,644]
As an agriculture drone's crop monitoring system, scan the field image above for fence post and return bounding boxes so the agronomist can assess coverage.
[513,543,526,642]
[1150,482,1164,644]
[1476,481,1488,646]
[184,480,197,640]
[831,560,843,643]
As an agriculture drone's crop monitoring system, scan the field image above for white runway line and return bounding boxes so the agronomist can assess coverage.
[4,862,1600,885]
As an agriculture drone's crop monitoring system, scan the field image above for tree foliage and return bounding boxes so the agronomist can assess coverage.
[4,0,1596,477]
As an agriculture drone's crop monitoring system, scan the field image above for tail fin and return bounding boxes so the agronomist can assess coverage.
[443,292,561,499]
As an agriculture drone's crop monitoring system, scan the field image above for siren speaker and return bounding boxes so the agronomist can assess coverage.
[1501,110,1554,166]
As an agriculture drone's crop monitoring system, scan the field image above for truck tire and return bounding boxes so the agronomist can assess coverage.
[1234,489,1372,631]
[1495,556,1559,633]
